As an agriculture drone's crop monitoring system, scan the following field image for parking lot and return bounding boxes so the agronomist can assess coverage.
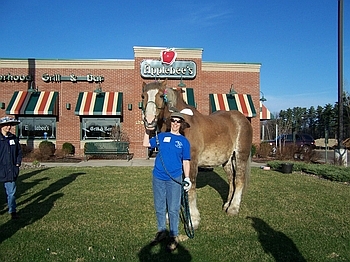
[315,149,349,166]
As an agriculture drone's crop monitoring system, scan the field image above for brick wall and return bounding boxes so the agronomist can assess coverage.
[0,48,262,158]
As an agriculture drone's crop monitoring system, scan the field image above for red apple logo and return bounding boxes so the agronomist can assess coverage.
[161,49,177,65]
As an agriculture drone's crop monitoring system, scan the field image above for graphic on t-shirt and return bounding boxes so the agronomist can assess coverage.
[163,137,171,142]
[175,141,183,148]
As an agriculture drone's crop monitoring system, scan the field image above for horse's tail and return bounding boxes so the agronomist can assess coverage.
[243,154,251,193]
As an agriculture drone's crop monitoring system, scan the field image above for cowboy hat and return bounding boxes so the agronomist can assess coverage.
[170,112,185,120]
[0,116,21,127]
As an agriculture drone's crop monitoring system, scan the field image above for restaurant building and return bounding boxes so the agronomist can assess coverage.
[0,46,264,158]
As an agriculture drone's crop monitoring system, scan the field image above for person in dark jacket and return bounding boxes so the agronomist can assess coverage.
[0,116,22,219]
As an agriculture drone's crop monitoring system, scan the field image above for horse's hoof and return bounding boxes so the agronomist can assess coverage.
[223,202,229,211]
[226,207,239,216]
[191,218,200,230]
[178,235,189,242]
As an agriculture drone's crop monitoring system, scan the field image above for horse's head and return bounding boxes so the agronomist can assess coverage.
[163,86,183,112]
[163,87,194,130]
[141,80,167,131]
[141,81,194,131]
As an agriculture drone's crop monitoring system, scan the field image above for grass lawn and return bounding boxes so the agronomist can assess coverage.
[0,166,349,262]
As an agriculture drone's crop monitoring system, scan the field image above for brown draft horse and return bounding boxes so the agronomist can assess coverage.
[141,80,252,229]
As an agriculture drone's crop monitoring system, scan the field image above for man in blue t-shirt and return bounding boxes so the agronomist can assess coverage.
[143,111,191,252]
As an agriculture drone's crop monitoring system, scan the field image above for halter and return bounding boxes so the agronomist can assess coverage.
[142,100,165,114]
[142,91,167,129]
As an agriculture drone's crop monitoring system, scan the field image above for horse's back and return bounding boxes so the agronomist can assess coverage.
[205,110,252,137]
[186,110,252,166]
[211,110,252,146]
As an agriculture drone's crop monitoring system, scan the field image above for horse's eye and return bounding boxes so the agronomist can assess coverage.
[141,95,144,99]
[160,95,164,98]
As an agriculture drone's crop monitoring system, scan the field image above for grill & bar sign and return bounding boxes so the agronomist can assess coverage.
[42,73,104,83]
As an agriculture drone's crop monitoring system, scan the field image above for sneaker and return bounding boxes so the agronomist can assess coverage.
[166,236,179,252]
[150,231,166,246]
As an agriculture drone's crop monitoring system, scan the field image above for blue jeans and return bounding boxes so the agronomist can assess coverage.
[152,175,182,237]
[4,181,17,214]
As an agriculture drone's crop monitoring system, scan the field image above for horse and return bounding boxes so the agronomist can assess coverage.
[141,80,253,229]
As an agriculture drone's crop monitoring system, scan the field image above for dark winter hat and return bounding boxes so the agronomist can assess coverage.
[0,116,21,127]
[170,112,185,120]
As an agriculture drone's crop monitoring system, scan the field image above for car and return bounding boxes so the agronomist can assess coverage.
[268,133,316,156]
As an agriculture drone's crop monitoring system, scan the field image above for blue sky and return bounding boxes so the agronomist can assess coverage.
[1,0,348,114]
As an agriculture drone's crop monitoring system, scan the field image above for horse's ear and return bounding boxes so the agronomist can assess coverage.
[142,82,147,92]
[161,79,167,89]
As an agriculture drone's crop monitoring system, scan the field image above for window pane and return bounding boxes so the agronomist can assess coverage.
[18,117,56,139]
[81,118,120,140]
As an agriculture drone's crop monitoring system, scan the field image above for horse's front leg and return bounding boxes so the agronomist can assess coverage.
[188,163,200,229]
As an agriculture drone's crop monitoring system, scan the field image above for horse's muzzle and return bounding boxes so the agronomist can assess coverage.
[143,117,157,130]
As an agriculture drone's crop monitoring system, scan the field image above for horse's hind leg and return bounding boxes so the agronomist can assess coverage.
[222,157,236,214]
[223,154,247,216]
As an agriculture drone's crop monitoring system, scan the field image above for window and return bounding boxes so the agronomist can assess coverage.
[285,134,293,141]
[81,118,121,140]
[18,117,56,139]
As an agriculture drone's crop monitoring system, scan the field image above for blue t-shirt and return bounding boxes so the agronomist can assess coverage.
[149,132,191,181]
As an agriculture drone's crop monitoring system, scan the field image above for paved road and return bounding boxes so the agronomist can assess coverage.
[23,158,156,168]
[22,158,265,168]
[22,149,349,169]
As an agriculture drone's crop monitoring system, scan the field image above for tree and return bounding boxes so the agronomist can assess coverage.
[343,91,350,139]
[263,91,349,142]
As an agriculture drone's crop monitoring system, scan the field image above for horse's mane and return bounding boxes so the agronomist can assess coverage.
[164,87,197,113]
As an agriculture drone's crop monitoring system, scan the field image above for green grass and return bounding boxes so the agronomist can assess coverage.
[0,166,349,261]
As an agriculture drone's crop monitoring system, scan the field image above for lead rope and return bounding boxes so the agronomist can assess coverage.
[155,130,194,239]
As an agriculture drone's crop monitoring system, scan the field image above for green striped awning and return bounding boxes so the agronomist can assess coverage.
[209,93,256,117]
[6,91,59,115]
[74,92,123,115]
[180,87,196,107]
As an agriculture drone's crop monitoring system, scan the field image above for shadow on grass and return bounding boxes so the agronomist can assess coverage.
[196,169,229,204]
[138,240,192,262]
[0,170,86,244]
[247,217,306,262]
[0,168,51,215]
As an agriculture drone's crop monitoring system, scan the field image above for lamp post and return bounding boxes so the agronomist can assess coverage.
[335,0,347,166]
[178,76,186,88]
[260,91,267,141]
[28,81,38,92]
[94,83,103,94]
[229,84,237,95]
[260,91,267,102]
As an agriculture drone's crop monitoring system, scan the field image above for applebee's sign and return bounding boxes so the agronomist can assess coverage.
[161,49,177,65]
[140,49,196,79]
